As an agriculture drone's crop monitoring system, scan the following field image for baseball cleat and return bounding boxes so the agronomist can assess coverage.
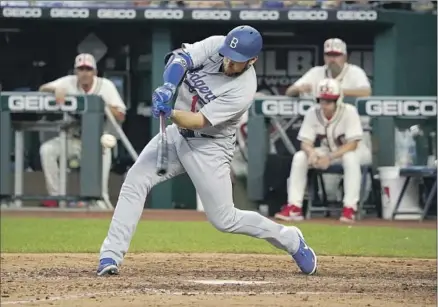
[275,204,304,221]
[290,226,318,275]
[340,207,356,223]
[97,258,119,276]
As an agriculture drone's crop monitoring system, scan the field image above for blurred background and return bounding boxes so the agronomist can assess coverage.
[0,0,436,222]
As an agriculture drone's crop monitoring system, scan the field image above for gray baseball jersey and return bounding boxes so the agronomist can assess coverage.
[175,35,257,137]
[99,35,302,268]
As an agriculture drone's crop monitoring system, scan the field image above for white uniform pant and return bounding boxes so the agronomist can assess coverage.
[39,136,112,201]
[287,145,372,210]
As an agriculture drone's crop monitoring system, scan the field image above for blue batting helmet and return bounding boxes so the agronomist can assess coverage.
[219,25,263,63]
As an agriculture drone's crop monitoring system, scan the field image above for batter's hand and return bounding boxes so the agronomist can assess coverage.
[314,155,331,170]
[152,100,172,119]
[152,82,176,105]
[54,88,66,104]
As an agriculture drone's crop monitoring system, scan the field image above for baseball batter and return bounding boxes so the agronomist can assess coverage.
[38,53,126,208]
[97,26,317,276]
[275,79,371,223]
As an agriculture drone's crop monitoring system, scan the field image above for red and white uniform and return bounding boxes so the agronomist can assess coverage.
[39,54,126,206]
[276,79,371,222]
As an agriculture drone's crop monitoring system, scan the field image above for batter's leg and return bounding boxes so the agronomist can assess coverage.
[175,135,317,275]
[97,125,184,276]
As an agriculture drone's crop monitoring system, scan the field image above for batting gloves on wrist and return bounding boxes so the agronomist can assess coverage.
[152,100,172,119]
[152,82,176,105]
[152,82,176,119]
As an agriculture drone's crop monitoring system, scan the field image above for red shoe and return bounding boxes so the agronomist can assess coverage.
[274,204,304,221]
[40,200,58,208]
[340,207,356,223]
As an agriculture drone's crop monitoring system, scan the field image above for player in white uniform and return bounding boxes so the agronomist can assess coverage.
[38,54,126,208]
[275,38,372,221]
[275,79,371,223]
[285,38,371,99]
[97,26,317,276]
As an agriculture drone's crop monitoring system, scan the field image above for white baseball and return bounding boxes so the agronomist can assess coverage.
[409,125,421,136]
[100,134,117,148]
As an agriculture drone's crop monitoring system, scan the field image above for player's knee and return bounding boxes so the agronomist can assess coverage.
[209,208,239,233]
[121,163,153,196]
[292,150,307,165]
[39,141,54,158]
[341,151,359,167]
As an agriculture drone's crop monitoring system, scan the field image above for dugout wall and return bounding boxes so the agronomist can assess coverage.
[0,8,435,210]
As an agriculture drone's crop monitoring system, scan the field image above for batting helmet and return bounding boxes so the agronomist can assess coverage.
[219,25,263,63]
[316,79,342,102]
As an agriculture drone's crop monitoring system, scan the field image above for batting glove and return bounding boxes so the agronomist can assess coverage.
[152,82,176,105]
[152,100,172,119]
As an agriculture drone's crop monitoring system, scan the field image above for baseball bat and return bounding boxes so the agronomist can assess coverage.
[156,113,168,176]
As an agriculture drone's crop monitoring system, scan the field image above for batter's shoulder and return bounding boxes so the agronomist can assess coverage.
[235,67,257,95]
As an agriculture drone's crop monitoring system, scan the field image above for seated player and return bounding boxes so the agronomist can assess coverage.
[38,53,126,208]
[275,78,371,223]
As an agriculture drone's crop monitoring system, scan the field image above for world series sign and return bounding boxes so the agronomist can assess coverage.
[0,7,379,22]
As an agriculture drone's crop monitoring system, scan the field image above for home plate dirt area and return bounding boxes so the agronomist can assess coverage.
[1,253,436,307]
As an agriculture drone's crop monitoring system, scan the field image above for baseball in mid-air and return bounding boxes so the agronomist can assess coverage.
[100,134,117,148]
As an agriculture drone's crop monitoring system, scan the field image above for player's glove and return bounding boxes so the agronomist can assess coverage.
[152,100,172,119]
[152,82,176,105]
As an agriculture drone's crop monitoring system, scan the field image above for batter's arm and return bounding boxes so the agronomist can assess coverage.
[170,110,209,130]
[162,36,224,91]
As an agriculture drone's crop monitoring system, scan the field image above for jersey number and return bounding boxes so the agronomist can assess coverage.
[229,37,239,49]
[191,95,199,112]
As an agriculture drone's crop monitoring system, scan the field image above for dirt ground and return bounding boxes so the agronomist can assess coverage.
[1,209,437,306]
